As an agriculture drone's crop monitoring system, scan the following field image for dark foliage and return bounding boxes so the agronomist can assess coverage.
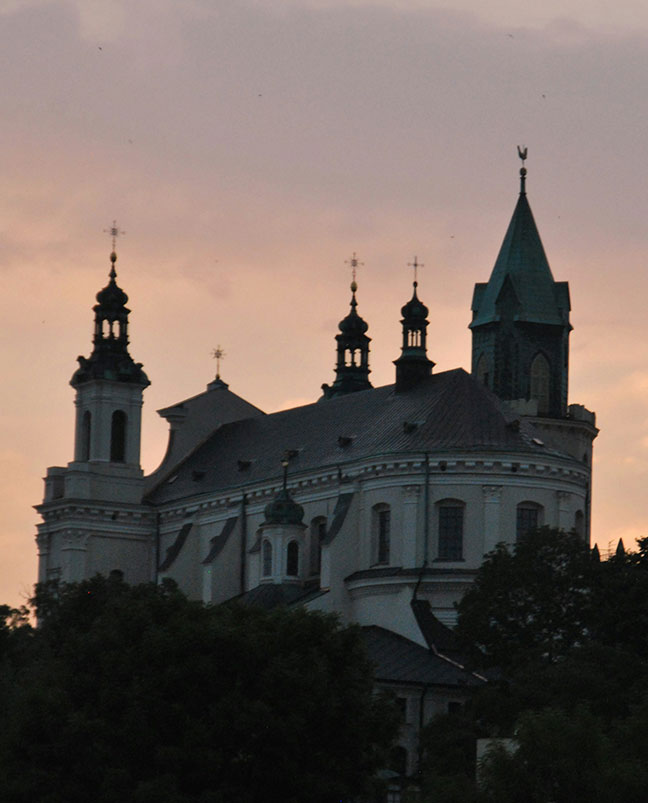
[416,529,648,802]
[0,576,398,803]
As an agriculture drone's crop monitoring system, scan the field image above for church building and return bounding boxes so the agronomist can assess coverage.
[36,159,597,774]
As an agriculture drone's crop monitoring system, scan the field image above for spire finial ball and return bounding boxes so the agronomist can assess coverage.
[350,279,358,293]
[110,251,117,264]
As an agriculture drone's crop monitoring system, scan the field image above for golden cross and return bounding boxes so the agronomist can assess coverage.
[104,220,125,251]
[211,345,226,377]
[408,256,424,284]
[345,251,364,284]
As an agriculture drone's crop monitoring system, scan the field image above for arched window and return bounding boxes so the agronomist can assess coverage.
[388,745,408,777]
[310,517,326,575]
[437,499,464,560]
[286,541,299,577]
[81,410,91,461]
[372,504,391,565]
[516,502,543,541]
[574,510,585,539]
[262,540,272,577]
[530,353,551,415]
[110,410,127,462]
[476,353,490,388]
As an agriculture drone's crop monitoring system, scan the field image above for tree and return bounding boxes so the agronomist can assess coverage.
[414,529,648,801]
[0,576,398,803]
[455,528,594,670]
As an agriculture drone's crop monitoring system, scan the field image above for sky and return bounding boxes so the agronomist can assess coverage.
[1,0,648,607]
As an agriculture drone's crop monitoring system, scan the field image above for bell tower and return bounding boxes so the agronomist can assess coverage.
[469,152,571,417]
[36,226,154,586]
[70,247,149,476]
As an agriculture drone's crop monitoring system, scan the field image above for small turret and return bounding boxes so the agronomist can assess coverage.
[394,257,434,391]
[258,458,306,583]
[321,253,372,399]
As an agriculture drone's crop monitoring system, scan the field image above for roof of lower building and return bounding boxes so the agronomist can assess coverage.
[145,367,567,505]
[361,625,485,688]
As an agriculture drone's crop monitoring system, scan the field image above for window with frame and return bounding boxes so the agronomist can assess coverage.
[310,516,326,575]
[476,353,490,389]
[373,504,391,565]
[286,540,299,577]
[110,410,127,462]
[262,539,272,577]
[516,502,543,541]
[81,410,91,461]
[437,501,464,561]
[530,353,551,415]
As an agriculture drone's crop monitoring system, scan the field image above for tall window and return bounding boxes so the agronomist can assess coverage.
[373,504,391,565]
[262,540,272,577]
[81,411,91,461]
[286,541,299,577]
[530,353,551,415]
[437,500,464,560]
[476,353,490,388]
[310,517,326,575]
[110,410,127,462]
[516,502,543,541]
[574,510,585,539]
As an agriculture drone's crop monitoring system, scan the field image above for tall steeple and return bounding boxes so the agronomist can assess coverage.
[70,225,149,468]
[394,257,434,391]
[36,224,154,589]
[470,151,571,417]
[321,253,372,399]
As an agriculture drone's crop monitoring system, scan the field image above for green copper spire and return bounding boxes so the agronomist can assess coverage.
[470,153,570,329]
[469,150,572,417]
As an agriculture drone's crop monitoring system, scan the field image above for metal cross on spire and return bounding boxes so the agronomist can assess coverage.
[345,251,364,289]
[408,256,424,286]
[104,220,126,252]
[211,345,226,378]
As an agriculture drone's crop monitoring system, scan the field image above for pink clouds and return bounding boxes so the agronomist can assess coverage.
[1,1,648,604]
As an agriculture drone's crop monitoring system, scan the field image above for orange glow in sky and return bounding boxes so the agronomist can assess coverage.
[2,0,648,606]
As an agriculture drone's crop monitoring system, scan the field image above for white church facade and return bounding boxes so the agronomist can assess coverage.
[36,162,597,771]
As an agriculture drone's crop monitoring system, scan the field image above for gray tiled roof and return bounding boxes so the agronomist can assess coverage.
[146,368,560,505]
[361,626,484,688]
[232,581,323,609]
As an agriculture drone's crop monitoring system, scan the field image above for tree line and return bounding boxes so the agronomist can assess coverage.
[416,528,648,803]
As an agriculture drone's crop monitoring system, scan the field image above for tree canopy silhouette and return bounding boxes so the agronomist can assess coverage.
[0,576,398,803]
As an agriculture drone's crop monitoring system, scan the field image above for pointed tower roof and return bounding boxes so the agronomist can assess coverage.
[470,156,570,329]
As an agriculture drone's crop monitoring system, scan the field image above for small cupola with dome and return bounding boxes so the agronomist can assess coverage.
[394,258,435,391]
[321,253,372,399]
[257,457,307,584]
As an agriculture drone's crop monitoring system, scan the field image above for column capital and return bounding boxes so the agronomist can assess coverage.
[482,485,503,501]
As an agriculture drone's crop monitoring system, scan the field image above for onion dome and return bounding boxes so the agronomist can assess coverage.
[264,488,305,526]
[394,277,434,391]
[401,281,429,322]
[338,280,369,335]
[321,275,373,399]
[95,253,128,311]
[70,250,149,388]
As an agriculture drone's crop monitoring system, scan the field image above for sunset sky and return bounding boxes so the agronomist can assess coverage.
[2,0,647,607]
